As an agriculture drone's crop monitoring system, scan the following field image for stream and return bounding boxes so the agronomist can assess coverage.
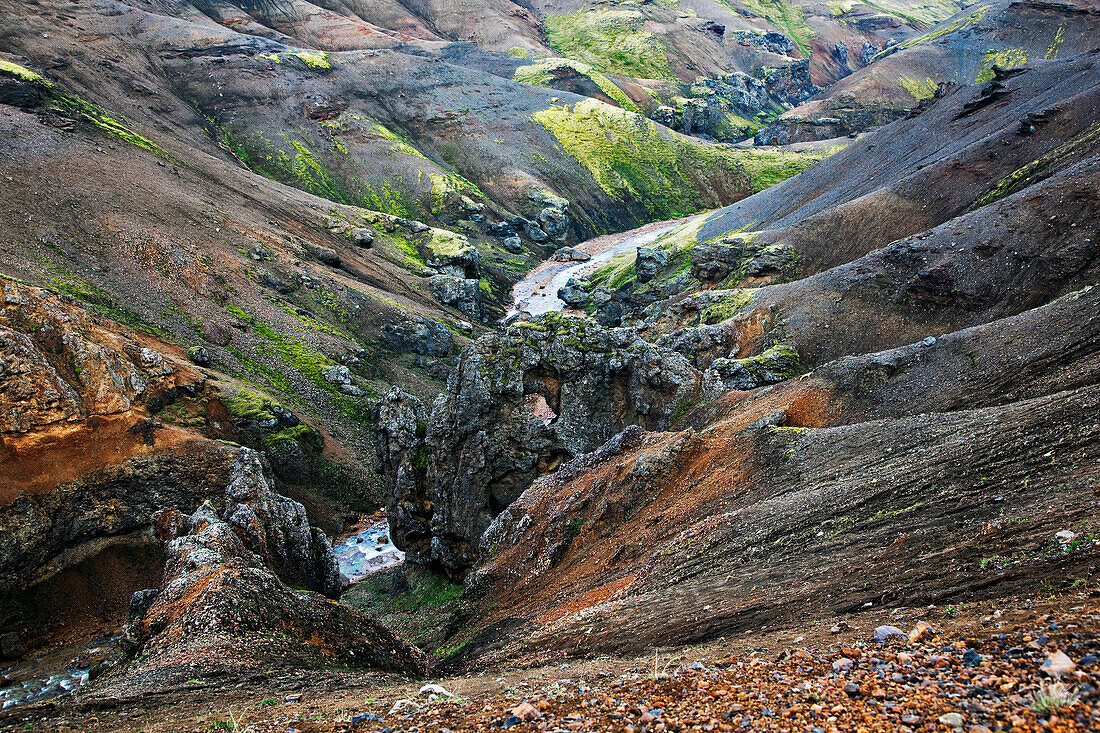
[507,219,685,318]
[334,520,404,585]
[0,635,116,710]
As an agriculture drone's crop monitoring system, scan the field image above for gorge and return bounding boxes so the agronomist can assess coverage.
[1,0,1099,731]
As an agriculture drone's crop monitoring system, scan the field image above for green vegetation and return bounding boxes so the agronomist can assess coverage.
[544,9,673,80]
[698,288,760,323]
[374,123,428,161]
[566,517,585,538]
[714,111,764,141]
[715,0,814,57]
[532,99,819,221]
[0,60,169,158]
[221,387,285,422]
[256,50,331,71]
[43,265,166,336]
[1032,681,1080,714]
[857,0,962,29]
[225,131,350,204]
[428,172,483,214]
[343,568,464,646]
[971,122,1100,209]
[975,48,1028,82]
[899,75,938,100]
[513,58,641,113]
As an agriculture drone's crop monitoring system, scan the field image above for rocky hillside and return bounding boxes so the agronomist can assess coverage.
[758,0,1100,142]
[1,0,1099,731]
[373,49,1100,677]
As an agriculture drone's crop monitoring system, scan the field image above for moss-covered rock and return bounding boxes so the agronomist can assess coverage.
[710,344,802,390]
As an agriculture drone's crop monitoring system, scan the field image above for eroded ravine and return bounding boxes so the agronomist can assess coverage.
[507,218,689,318]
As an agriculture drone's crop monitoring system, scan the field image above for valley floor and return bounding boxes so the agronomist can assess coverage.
[4,590,1097,732]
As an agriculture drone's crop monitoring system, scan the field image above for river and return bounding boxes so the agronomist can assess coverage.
[506,218,689,319]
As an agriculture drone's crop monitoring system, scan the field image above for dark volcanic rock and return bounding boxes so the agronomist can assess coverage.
[222,449,340,598]
[557,278,591,307]
[635,247,669,284]
[375,313,701,576]
[381,316,456,357]
[429,275,485,322]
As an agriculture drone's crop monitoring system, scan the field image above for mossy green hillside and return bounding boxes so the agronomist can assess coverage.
[513,58,641,113]
[715,0,814,57]
[544,9,673,80]
[532,99,820,220]
[0,60,168,158]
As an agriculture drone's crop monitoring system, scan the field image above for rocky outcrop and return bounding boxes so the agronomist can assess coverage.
[429,275,485,323]
[119,495,427,684]
[381,316,456,357]
[707,345,802,391]
[0,280,198,439]
[635,247,669,284]
[690,240,797,284]
[222,449,340,598]
[375,313,702,576]
[557,278,591,307]
[373,388,432,563]
[0,444,238,597]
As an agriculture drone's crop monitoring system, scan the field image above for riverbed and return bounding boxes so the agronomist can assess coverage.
[507,218,689,318]
[334,520,404,584]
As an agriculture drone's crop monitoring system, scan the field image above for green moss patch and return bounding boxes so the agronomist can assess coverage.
[513,58,641,113]
[0,60,169,159]
[899,75,938,100]
[545,9,673,80]
[975,48,1028,83]
[532,100,820,220]
[971,122,1100,209]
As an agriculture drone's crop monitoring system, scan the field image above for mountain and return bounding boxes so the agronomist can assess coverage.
[0,0,1098,730]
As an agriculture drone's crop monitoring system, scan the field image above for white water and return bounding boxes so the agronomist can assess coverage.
[507,222,681,318]
[0,634,116,710]
[334,521,404,584]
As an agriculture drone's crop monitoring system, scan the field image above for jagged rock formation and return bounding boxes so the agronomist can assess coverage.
[222,449,341,598]
[118,478,427,687]
[375,313,702,576]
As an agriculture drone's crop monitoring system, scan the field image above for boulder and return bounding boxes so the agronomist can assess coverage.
[381,316,456,358]
[553,247,590,263]
[557,278,591,307]
[538,206,569,238]
[187,345,211,366]
[309,245,341,266]
[502,236,524,254]
[635,247,669,284]
[523,219,548,242]
[321,364,364,396]
[711,344,802,390]
[429,274,485,322]
[350,227,374,247]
